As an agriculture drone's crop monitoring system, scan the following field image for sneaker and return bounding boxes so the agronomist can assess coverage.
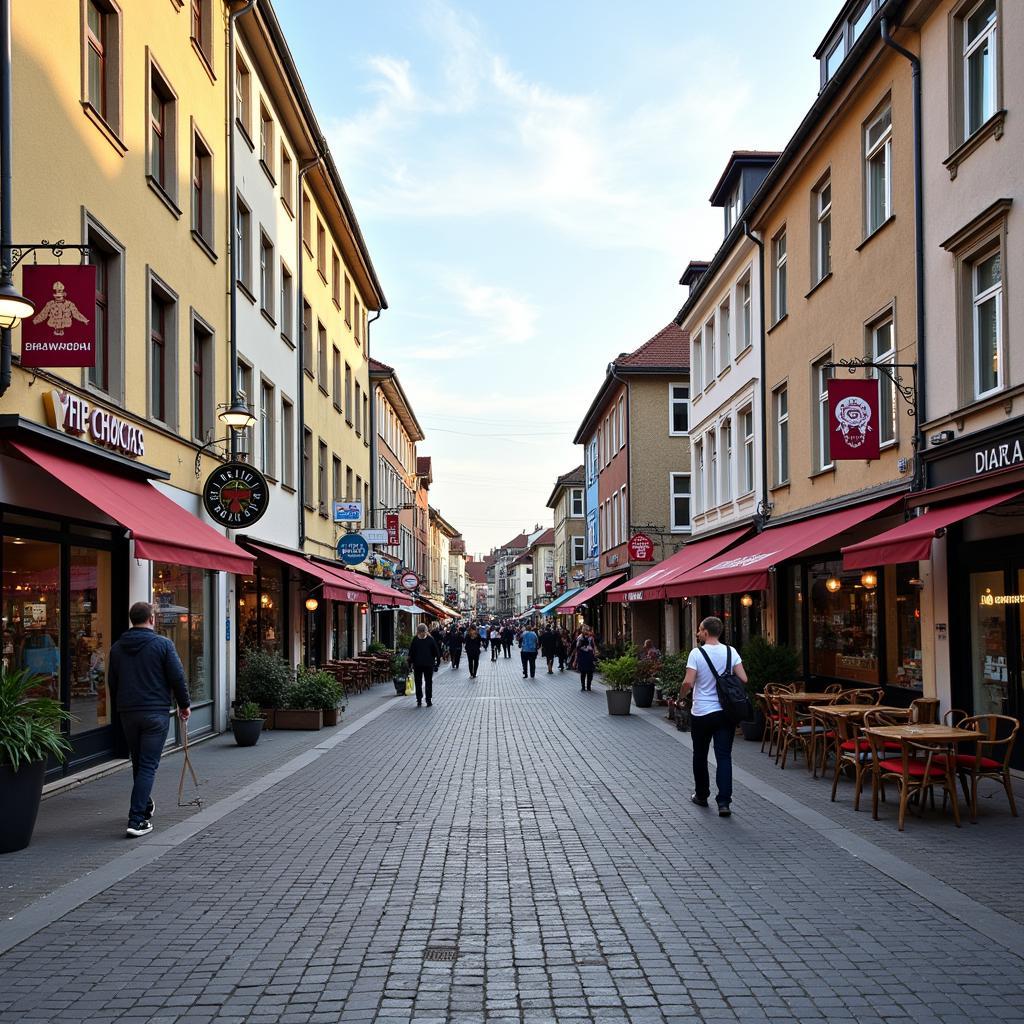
[718,804,732,817]
[417,700,422,707]
[126,820,153,838]
[426,700,432,706]
[691,794,709,808]
[144,798,155,822]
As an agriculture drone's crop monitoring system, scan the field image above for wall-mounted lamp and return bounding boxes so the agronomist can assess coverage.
[929,429,955,445]
[825,575,842,594]
[739,593,753,607]
[860,570,878,590]
[305,596,319,612]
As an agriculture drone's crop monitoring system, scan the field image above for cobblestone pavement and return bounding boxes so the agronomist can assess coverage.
[2,652,1024,1023]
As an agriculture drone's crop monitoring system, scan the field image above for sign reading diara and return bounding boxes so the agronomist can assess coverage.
[203,462,269,528]
[43,389,145,458]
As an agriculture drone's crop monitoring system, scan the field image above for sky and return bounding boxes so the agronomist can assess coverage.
[276,0,829,556]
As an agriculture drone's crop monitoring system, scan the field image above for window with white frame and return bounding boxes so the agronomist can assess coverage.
[670,473,691,532]
[865,103,892,234]
[669,383,689,435]
[693,440,703,514]
[738,273,752,352]
[870,313,897,445]
[707,430,718,507]
[570,487,584,517]
[620,484,627,538]
[814,174,832,282]
[813,355,833,472]
[692,335,703,391]
[572,535,585,564]
[971,246,1002,398]
[740,406,755,494]
[962,0,997,139]
[774,385,789,485]
[724,184,742,233]
[259,379,275,478]
[609,411,617,454]
[720,417,733,502]
[719,298,731,369]
[617,396,625,449]
[773,228,787,322]
[704,318,716,388]
[259,232,274,319]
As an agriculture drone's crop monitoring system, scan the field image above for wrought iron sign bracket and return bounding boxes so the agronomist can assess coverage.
[195,436,246,477]
[2,240,91,275]
[823,357,918,422]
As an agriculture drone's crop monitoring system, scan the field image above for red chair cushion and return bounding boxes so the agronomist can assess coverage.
[840,739,870,752]
[877,758,946,778]
[954,754,1003,771]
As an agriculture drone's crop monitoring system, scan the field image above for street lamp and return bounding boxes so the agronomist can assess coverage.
[0,277,32,328]
[219,398,257,431]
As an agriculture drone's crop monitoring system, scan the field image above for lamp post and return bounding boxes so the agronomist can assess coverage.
[193,400,258,476]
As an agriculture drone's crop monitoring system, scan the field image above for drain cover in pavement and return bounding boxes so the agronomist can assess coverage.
[424,946,459,962]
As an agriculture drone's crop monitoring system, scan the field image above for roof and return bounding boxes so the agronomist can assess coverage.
[680,262,710,288]
[708,151,780,207]
[501,532,529,551]
[510,553,533,567]
[545,465,585,508]
[466,560,488,584]
[530,528,555,548]
[370,359,425,442]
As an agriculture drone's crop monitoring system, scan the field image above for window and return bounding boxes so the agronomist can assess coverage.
[280,264,293,345]
[774,385,789,485]
[355,383,362,436]
[302,428,313,507]
[971,247,1002,398]
[260,380,275,477]
[608,413,616,455]
[703,318,715,388]
[719,299,731,369]
[870,314,897,445]
[813,355,833,472]
[235,55,251,134]
[721,417,733,502]
[670,473,691,532]
[354,298,362,342]
[693,441,703,513]
[259,233,274,318]
[332,455,342,508]
[190,0,211,62]
[84,0,121,136]
[572,536,585,564]
[316,219,326,278]
[148,62,176,199]
[332,251,340,307]
[570,487,584,518]
[865,103,892,234]
[772,228,787,322]
[301,301,312,375]
[281,397,295,488]
[617,396,625,449]
[344,275,352,325]
[611,492,619,548]
[280,146,294,210]
[740,406,755,494]
[693,335,703,389]
[191,129,212,247]
[259,103,273,171]
[317,322,327,389]
[87,222,123,398]
[191,317,213,442]
[318,440,328,514]
[851,0,873,40]
[738,273,752,352]
[301,192,311,250]
[236,360,253,457]
[345,466,353,501]
[345,364,353,423]
[363,395,369,443]
[707,430,718,507]
[963,0,997,138]
[149,280,175,427]
[825,36,845,81]
[724,185,742,233]
[235,195,252,291]
[814,175,832,282]
[669,383,689,435]
[332,347,342,410]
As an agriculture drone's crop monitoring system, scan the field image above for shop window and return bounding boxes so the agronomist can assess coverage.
[238,563,285,657]
[969,569,1009,715]
[3,537,62,699]
[153,563,211,705]
[808,560,879,684]
[890,564,922,691]
[83,0,122,140]
[86,219,124,401]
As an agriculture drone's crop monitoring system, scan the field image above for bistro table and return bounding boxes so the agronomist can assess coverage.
[773,694,840,769]
[807,704,905,778]
[861,723,983,830]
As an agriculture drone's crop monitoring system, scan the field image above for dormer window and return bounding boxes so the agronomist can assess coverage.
[825,35,845,80]
[819,0,883,88]
[724,185,742,232]
[851,0,872,40]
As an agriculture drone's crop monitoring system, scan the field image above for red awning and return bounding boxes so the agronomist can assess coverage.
[316,562,405,606]
[664,496,904,597]
[417,595,453,619]
[559,573,627,614]
[13,442,254,575]
[249,543,368,603]
[842,489,1024,569]
[607,528,749,603]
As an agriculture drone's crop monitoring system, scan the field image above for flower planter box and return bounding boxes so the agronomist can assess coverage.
[275,709,323,730]
[323,708,340,727]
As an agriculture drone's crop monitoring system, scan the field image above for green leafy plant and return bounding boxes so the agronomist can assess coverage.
[655,652,689,699]
[232,701,263,722]
[598,652,642,691]
[389,651,409,679]
[397,632,414,650]
[0,668,71,772]
[287,668,344,711]
[740,635,801,701]
[367,641,390,655]
[236,648,293,709]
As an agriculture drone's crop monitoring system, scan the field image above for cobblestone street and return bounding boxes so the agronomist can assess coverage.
[2,655,1024,1023]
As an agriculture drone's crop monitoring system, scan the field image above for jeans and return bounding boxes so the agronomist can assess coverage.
[521,651,537,677]
[120,710,171,823]
[413,666,433,703]
[491,643,500,661]
[467,654,480,677]
[503,641,512,658]
[691,710,734,806]
[579,669,594,689]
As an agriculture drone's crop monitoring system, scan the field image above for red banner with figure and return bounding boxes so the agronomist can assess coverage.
[385,513,400,546]
[828,377,880,461]
[20,265,96,367]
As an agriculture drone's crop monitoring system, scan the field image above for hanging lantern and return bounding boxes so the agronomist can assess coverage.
[739,593,753,608]
[860,570,878,590]
[825,575,842,594]
[305,596,319,612]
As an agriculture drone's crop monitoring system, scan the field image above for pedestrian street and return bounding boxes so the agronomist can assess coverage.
[2,652,1023,1024]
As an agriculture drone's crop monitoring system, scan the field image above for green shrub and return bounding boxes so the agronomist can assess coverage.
[598,652,642,691]
[741,635,801,700]
[397,632,414,650]
[287,668,344,711]
[236,648,293,708]
[232,701,263,721]
[367,641,390,655]
[655,652,689,698]
[0,668,71,771]
[389,651,408,678]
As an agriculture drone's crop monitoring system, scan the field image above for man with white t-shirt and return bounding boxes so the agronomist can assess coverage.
[682,616,748,817]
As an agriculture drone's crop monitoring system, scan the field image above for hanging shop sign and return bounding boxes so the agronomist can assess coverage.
[333,500,363,523]
[43,389,145,458]
[450,538,466,555]
[385,513,400,545]
[628,532,655,562]
[203,462,269,527]
[399,570,420,592]
[20,265,96,367]
[361,528,390,545]
[828,378,880,461]
[337,533,370,565]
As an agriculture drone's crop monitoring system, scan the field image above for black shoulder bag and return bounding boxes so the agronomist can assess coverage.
[698,645,753,726]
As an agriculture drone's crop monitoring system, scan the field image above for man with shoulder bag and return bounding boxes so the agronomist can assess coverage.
[682,616,749,817]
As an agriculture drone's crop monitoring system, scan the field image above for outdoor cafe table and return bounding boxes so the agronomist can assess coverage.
[807,704,905,778]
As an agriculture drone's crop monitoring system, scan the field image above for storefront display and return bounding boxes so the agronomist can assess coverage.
[153,563,212,706]
[808,560,880,684]
[238,561,287,658]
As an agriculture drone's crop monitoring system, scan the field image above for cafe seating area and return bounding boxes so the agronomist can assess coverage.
[754,684,1020,831]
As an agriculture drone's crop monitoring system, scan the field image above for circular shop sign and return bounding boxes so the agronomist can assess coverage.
[337,533,370,565]
[203,462,269,528]
[399,570,420,592]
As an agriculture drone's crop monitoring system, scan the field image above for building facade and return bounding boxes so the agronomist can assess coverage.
[546,466,586,597]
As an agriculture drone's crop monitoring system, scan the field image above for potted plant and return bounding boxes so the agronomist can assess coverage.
[277,669,343,730]
[737,635,801,740]
[632,658,658,708]
[598,652,639,716]
[656,652,687,717]
[236,648,292,729]
[390,650,409,695]
[0,668,71,853]
[230,701,264,747]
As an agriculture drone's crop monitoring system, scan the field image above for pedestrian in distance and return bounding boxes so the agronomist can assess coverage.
[464,626,482,679]
[447,626,463,671]
[108,601,191,839]
[641,638,662,664]
[480,623,489,650]
[428,622,445,671]
[539,625,559,674]
[501,623,514,658]
[575,625,597,692]
[490,626,501,662]
[682,616,747,817]
[408,624,441,706]
[519,625,539,678]
[557,628,569,671]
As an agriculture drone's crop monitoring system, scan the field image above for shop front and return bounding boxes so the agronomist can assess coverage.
[559,573,626,645]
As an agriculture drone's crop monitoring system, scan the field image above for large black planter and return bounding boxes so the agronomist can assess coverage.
[393,677,406,695]
[632,681,655,708]
[740,707,765,741]
[606,689,632,716]
[0,758,47,854]
[231,719,263,747]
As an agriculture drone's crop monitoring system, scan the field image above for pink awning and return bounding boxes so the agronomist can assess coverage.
[559,573,627,614]
[315,562,405,606]
[607,528,749,603]
[664,496,904,597]
[249,544,368,603]
[13,442,254,575]
[842,489,1024,569]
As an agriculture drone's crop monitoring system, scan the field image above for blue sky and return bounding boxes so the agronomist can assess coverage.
[277,0,829,554]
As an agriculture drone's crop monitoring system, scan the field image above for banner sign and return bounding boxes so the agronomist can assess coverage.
[386,513,400,545]
[361,529,389,545]
[628,532,655,562]
[828,378,880,461]
[337,534,370,565]
[21,265,96,367]
[450,538,466,555]
[333,501,363,522]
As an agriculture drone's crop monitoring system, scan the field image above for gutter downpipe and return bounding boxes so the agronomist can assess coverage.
[227,0,257,458]
[0,0,14,398]
[881,16,926,494]
[742,220,771,530]
[365,307,381,644]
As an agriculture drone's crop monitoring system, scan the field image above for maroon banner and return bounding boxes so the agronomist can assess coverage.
[828,377,880,461]
[386,513,400,546]
[628,532,655,562]
[21,265,96,367]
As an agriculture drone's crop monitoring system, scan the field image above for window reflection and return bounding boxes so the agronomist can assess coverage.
[153,563,211,703]
[2,537,61,700]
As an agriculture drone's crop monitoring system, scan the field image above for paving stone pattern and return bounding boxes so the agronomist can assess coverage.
[2,654,1024,1023]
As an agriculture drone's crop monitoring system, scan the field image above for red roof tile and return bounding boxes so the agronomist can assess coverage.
[615,322,690,370]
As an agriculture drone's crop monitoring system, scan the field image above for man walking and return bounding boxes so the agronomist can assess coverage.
[501,623,514,658]
[519,625,539,679]
[108,601,190,838]
[408,624,441,706]
[682,616,747,817]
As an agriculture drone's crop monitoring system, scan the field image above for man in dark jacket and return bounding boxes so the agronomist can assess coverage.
[108,601,190,838]
[501,624,514,658]
[447,626,464,670]
[408,623,441,706]
[539,626,559,674]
